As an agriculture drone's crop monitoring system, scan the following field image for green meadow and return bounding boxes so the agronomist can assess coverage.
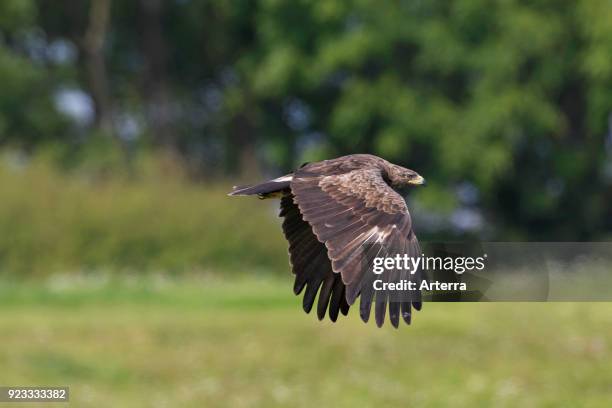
[1,276,611,408]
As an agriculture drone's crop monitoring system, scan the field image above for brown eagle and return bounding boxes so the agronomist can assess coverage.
[229,154,426,327]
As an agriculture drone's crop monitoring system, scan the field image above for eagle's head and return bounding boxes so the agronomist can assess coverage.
[386,164,426,188]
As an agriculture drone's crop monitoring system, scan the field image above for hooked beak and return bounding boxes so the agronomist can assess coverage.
[410,175,426,186]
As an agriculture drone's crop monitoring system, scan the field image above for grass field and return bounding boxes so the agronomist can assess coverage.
[0,275,611,407]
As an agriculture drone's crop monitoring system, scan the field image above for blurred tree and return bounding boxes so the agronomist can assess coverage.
[83,0,113,136]
[236,0,612,240]
[0,0,609,239]
[0,0,70,148]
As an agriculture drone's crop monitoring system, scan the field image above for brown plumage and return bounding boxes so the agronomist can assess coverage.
[229,154,426,327]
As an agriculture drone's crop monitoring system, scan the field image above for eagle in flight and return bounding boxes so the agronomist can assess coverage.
[229,154,426,327]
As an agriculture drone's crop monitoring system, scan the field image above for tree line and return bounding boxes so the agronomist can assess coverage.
[0,0,610,239]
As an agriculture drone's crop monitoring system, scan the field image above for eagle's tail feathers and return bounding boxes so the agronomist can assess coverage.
[228,174,293,198]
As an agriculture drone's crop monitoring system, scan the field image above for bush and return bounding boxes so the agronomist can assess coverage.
[0,150,289,277]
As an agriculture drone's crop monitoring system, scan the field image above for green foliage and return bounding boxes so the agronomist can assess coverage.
[240,0,612,239]
[0,0,610,242]
[0,152,288,276]
[0,0,35,30]
[0,0,70,147]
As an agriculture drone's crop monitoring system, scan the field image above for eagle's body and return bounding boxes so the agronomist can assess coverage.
[229,154,426,327]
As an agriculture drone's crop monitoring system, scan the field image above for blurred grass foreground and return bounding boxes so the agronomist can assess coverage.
[1,278,612,407]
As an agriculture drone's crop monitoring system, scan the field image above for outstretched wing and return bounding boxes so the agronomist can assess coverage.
[280,194,350,322]
[291,165,422,327]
